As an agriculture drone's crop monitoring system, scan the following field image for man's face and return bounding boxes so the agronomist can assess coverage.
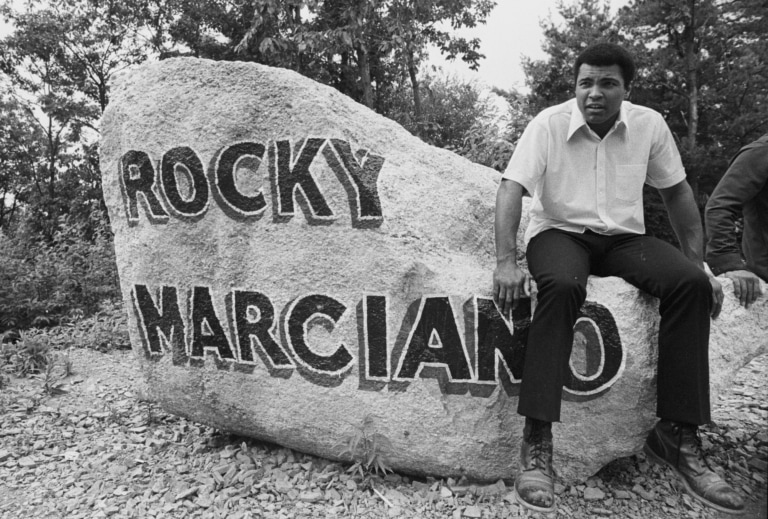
[575,64,627,129]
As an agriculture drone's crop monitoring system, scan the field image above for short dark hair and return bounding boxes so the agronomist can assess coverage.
[574,43,636,88]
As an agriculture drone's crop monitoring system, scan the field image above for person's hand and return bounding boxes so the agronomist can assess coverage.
[709,274,724,319]
[493,258,531,319]
[724,270,763,308]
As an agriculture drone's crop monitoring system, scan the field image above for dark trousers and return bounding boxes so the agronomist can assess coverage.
[518,229,712,425]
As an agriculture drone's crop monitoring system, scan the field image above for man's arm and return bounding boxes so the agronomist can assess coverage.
[493,179,531,318]
[658,180,705,265]
[705,146,767,308]
[659,180,723,318]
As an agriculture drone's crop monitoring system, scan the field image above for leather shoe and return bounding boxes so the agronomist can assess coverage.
[514,420,556,513]
[644,420,745,514]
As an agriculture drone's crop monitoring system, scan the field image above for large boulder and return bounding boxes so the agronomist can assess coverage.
[100,58,768,482]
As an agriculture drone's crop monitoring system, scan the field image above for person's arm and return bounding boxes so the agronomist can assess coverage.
[705,147,767,308]
[659,180,723,318]
[659,180,705,265]
[493,179,531,319]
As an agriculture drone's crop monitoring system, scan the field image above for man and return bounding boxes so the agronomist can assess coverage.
[493,42,744,514]
[705,134,768,307]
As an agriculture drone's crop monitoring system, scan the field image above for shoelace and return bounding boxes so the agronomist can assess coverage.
[526,429,553,471]
[674,423,713,471]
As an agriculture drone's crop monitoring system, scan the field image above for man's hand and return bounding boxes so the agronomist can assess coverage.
[724,270,763,308]
[493,258,532,319]
[709,275,724,319]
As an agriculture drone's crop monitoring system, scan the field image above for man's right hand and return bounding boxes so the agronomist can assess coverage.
[724,270,763,308]
[493,257,532,319]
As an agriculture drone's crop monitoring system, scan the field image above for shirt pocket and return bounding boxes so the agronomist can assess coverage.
[614,165,647,203]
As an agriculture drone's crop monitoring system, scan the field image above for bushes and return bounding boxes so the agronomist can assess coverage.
[458,119,515,173]
[0,298,130,398]
[53,299,131,352]
[0,332,51,377]
[379,72,525,175]
[382,72,493,151]
[0,299,130,400]
[0,210,120,331]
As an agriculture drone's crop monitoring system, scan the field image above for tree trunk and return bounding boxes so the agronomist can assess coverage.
[684,0,700,198]
[340,51,351,95]
[48,124,56,202]
[47,119,58,240]
[8,196,17,226]
[406,48,422,126]
[356,46,373,108]
[99,76,109,113]
[290,6,303,74]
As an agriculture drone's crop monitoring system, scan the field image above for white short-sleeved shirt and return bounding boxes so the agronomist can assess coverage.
[503,99,686,243]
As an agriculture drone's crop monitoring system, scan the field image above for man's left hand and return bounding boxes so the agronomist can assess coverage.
[709,275,723,319]
[724,270,763,308]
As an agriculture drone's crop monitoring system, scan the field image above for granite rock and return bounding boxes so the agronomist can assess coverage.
[100,58,768,482]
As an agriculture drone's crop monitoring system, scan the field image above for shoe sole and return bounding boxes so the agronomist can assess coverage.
[643,443,745,515]
[513,483,557,514]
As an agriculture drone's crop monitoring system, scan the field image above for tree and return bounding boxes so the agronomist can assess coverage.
[0,90,42,230]
[619,0,768,197]
[521,0,622,115]
[140,0,273,61]
[121,0,497,141]
[391,71,488,148]
[0,0,148,237]
[705,0,768,154]
[235,0,495,116]
[457,87,529,172]
[381,0,494,123]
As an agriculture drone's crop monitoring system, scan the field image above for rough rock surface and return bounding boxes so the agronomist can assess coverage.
[100,58,768,482]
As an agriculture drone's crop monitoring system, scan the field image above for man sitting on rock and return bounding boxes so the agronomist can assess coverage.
[492,42,744,515]
[705,133,767,306]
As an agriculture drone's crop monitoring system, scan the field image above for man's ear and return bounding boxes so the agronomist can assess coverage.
[624,87,631,99]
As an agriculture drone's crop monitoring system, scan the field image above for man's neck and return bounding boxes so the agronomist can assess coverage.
[587,113,619,139]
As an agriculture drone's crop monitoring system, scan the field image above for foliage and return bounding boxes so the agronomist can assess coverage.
[56,299,131,352]
[60,348,74,377]
[0,332,51,377]
[459,119,514,172]
[1,0,146,113]
[458,88,530,172]
[0,91,43,230]
[0,0,144,240]
[0,331,73,398]
[138,0,264,60]
[0,211,120,330]
[337,415,393,485]
[378,70,528,173]
[0,0,138,330]
[10,299,130,354]
[35,353,68,395]
[0,301,129,397]
[618,0,768,196]
[142,0,495,124]
[383,71,489,149]
[231,0,495,112]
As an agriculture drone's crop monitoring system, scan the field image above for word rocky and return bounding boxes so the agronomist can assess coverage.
[132,284,626,399]
[119,138,385,228]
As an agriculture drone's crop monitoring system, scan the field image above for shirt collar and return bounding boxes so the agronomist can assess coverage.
[567,100,630,141]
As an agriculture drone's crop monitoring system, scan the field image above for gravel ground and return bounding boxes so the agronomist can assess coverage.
[0,348,765,519]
